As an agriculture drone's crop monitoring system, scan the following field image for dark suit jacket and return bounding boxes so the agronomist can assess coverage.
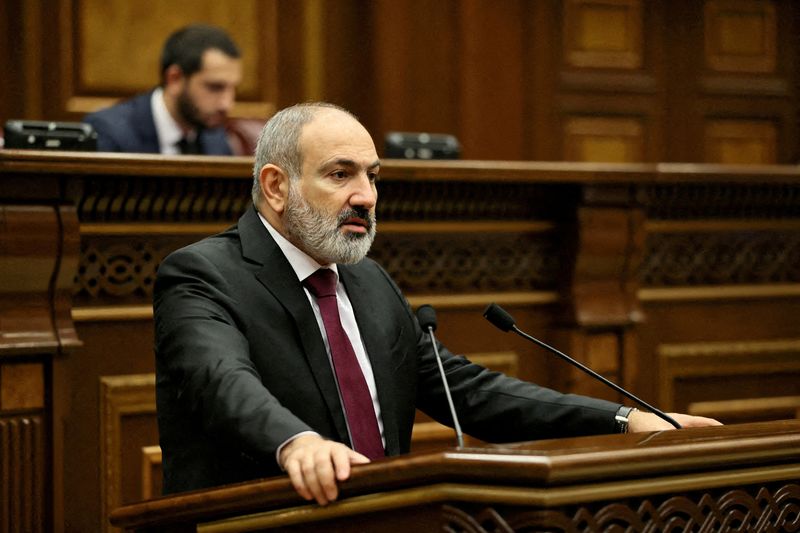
[154,206,621,494]
[83,91,232,155]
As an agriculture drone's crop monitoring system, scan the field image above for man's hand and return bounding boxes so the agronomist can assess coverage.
[279,434,370,506]
[628,411,722,433]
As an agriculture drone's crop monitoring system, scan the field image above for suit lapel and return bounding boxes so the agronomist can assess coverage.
[339,265,401,456]
[135,91,161,153]
[238,208,350,444]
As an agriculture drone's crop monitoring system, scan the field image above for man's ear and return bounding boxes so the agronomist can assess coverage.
[258,164,290,214]
[163,64,186,95]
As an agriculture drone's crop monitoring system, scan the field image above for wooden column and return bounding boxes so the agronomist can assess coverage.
[555,184,646,400]
[0,164,81,533]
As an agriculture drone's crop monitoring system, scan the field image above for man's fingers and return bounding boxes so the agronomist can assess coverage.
[300,453,330,505]
[284,460,313,502]
[332,448,369,481]
[313,449,339,502]
[670,413,723,427]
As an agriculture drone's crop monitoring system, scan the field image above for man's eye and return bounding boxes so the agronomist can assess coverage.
[368,172,379,182]
[332,171,347,179]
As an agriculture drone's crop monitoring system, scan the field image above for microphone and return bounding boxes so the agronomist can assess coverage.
[416,304,464,447]
[483,303,681,429]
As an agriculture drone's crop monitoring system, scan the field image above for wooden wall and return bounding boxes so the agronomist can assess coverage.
[3,152,799,531]
[1,0,798,163]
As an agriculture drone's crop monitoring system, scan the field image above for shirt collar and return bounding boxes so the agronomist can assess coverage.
[256,211,339,283]
[150,87,196,155]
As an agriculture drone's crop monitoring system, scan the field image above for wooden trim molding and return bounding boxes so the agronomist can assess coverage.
[639,284,800,302]
[690,396,800,422]
[99,374,156,533]
[140,446,162,502]
[658,338,800,410]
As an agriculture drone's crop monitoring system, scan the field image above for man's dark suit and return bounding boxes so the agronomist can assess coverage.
[83,91,233,154]
[154,206,621,494]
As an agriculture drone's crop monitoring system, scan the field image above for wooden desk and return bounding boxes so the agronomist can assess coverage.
[110,420,800,532]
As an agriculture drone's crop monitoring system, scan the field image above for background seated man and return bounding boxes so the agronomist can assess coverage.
[154,102,721,507]
[84,24,241,155]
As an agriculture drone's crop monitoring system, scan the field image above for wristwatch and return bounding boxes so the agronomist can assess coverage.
[615,406,638,433]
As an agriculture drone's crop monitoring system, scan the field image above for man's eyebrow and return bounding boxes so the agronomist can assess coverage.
[319,158,381,171]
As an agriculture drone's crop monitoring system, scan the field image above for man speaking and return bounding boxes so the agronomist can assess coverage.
[153,102,720,506]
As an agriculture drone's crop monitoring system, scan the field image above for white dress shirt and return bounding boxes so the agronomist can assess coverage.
[258,213,385,459]
[150,87,196,155]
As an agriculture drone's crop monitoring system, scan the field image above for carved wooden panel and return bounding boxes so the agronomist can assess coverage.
[704,0,777,74]
[563,116,644,162]
[641,227,800,286]
[705,119,777,164]
[62,0,277,117]
[0,415,45,533]
[563,0,643,69]
[658,338,800,419]
[441,481,800,532]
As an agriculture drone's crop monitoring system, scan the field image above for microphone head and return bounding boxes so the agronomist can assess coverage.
[483,303,516,332]
[416,304,437,332]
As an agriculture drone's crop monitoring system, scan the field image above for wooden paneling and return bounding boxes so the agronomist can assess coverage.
[658,338,800,422]
[99,374,157,533]
[563,0,643,69]
[704,0,777,73]
[563,116,644,162]
[0,363,44,410]
[3,141,800,531]
[704,119,777,164]
[59,0,278,118]
[1,0,798,162]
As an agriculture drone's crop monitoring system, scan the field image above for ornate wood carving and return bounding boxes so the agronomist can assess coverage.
[640,182,800,220]
[441,482,800,532]
[641,230,800,286]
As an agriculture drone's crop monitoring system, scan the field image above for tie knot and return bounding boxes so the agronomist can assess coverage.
[304,269,338,298]
[177,136,200,154]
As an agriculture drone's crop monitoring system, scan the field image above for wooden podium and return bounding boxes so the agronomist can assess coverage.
[110,420,800,532]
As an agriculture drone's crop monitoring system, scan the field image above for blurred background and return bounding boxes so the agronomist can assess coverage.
[1,0,798,163]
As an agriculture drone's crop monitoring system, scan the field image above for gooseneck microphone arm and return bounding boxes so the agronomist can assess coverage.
[483,303,681,430]
[416,305,465,447]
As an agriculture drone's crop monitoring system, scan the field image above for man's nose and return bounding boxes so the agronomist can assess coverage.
[219,88,236,112]
[350,173,377,209]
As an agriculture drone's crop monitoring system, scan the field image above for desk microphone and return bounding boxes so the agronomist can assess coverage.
[483,303,681,429]
[416,305,465,447]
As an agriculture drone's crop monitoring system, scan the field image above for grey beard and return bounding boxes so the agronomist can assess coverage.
[283,183,376,265]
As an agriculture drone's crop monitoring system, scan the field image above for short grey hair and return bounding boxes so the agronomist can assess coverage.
[251,102,357,206]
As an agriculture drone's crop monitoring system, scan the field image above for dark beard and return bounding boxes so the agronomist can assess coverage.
[284,182,376,265]
[176,89,207,130]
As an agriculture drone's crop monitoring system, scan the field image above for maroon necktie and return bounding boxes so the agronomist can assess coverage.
[303,269,384,460]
